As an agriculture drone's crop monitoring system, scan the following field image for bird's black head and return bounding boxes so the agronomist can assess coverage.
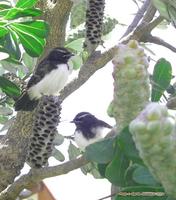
[47,47,74,63]
[71,112,97,128]
[71,112,112,129]
[71,112,112,140]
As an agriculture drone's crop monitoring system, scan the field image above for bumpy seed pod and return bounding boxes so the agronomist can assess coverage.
[26,96,61,168]
[3,73,26,91]
[130,103,176,198]
[84,0,105,53]
[110,40,150,131]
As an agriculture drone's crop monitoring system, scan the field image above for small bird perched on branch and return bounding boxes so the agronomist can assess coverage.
[14,47,74,111]
[71,112,112,150]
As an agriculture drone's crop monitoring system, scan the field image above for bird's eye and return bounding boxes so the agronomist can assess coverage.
[74,118,83,124]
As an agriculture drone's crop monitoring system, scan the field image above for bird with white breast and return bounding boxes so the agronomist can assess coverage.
[15,47,74,111]
[71,112,112,150]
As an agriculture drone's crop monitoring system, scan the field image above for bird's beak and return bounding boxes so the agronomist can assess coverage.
[70,120,74,123]
[67,53,74,58]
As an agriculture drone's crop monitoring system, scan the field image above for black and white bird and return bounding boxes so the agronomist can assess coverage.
[15,47,74,111]
[71,112,112,150]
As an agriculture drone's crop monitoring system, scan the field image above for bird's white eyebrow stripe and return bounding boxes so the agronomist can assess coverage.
[77,113,91,119]
[57,49,67,53]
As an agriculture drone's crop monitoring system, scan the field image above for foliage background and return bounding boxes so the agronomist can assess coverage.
[1,0,176,199]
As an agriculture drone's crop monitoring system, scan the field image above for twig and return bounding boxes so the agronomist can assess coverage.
[64,135,75,140]
[147,35,176,53]
[97,193,116,200]
[121,0,151,39]
[0,155,89,200]
[128,2,157,41]
[143,16,164,33]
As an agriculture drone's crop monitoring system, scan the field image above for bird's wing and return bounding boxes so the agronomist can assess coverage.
[27,75,41,88]
[27,60,57,88]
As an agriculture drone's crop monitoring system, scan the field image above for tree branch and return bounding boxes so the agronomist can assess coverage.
[121,0,151,39]
[146,35,176,53]
[36,0,73,48]
[128,2,157,41]
[140,1,156,24]
[0,156,89,200]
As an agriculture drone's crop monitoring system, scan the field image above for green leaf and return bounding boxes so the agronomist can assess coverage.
[0,5,11,9]
[52,148,65,162]
[3,33,21,60]
[118,126,143,164]
[85,137,116,164]
[102,17,118,36]
[122,186,164,193]
[167,4,176,27]
[65,38,84,52]
[0,22,6,26]
[0,9,10,17]
[125,163,140,186]
[166,197,176,200]
[0,27,8,38]
[0,63,5,74]
[0,76,20,98]
[81,162,102,178]
[132,165,158,186]
[105,144,130,186]
[1,61,17,74]
[22,52,36,72]
[0,115,8,124]
[10,21,48,57]
[97,163,109,177]
[4,8,42,20]
[0,1,12,9]
[68,141,81,160]
[70,0,86,28]
[3,57,21,64]
[17,64,28,78]
[115,195,167,200]
[16,0,38,8]
[69,54,82,70]
[10,20,49,38]
[152,0,170,20]
[53,133,64,146]
[151,58,172,102]
[12,30,44,57]
[152,0,176,27]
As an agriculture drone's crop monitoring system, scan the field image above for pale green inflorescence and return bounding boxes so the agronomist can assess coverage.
[111,40,150,131]
[130,103,176,197]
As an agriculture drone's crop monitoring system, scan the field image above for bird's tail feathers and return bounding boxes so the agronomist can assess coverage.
[99,120,112,129]
[14,92,38,111]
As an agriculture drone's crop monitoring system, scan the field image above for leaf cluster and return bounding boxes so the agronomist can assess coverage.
[0,0,48,125]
